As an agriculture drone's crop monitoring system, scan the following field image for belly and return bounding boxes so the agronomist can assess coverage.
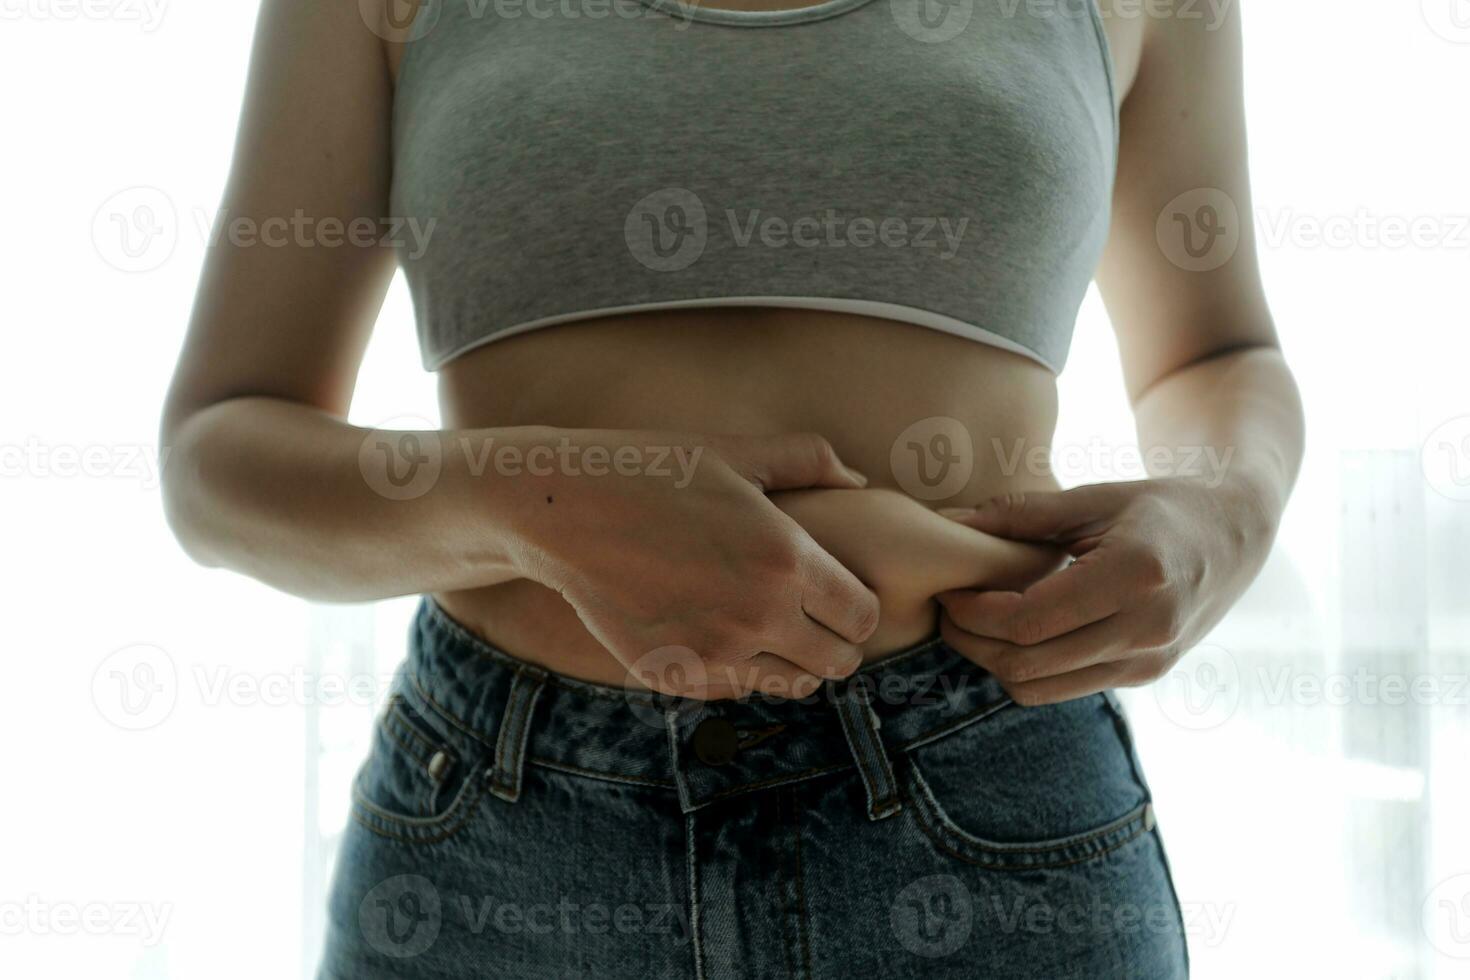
[434,306,1063,687]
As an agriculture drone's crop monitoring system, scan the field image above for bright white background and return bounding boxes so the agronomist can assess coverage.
[2,2,1468,977]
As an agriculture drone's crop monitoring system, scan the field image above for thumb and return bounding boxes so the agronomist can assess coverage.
[938,483,1127,543]
[722,432,868,492]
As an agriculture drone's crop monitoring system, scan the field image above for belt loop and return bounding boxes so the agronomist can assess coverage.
[834,677,902,821]
[490,667,548,804]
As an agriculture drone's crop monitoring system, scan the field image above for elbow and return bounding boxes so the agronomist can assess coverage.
[158,409,226,570]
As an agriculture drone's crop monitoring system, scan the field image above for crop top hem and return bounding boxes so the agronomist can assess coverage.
[425,297,1061,374]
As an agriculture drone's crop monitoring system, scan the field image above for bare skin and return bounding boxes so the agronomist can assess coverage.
[162,0,1303,701]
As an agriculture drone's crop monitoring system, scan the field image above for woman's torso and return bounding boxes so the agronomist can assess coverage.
[381,1,1146,687]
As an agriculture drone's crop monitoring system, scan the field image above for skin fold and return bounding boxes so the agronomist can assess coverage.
[161,0,1303,702]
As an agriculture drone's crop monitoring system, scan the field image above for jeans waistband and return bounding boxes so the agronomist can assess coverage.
[399,599,1015,819]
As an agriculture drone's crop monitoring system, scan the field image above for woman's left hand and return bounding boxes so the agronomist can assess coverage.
[935,476,1276,706]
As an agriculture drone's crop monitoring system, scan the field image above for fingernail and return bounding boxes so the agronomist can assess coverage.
[844,466,869,487]
[937,507,974,519]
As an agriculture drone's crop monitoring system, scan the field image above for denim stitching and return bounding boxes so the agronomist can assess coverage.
[528,755,675,789]
[686,812,706,980]
[380,705,437,771]
[901,764,1153,869]
[349,769,492,845]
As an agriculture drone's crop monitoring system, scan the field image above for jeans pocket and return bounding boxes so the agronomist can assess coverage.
[350,692,490,844]
[902,692,1155,870]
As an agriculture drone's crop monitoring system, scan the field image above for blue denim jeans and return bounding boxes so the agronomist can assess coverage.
[319,599,1189,978]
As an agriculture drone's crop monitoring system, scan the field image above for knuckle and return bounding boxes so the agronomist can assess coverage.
[1006,609,1049,647]
[1135,549,1170,590]
[849,593,881,639]
[990,653,1032,684]
[1143,605,1184,648]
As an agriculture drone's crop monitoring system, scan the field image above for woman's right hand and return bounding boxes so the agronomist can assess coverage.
[506,429,882,700]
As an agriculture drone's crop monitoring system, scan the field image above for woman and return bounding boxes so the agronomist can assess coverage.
[161,0,1303,975]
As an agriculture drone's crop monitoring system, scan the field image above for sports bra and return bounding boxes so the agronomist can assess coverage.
[391,0,1117,373]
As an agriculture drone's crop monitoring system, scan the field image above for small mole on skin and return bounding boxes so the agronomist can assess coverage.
[546,496,554,504]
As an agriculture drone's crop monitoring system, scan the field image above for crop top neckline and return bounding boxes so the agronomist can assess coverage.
[632,0,881,28]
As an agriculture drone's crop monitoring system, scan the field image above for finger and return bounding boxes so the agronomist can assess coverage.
[939,482,1136,543]
[1001,661,1134,707]
[799,548,881,645]
[940,612,1124,685]
[702,653,824,701]
[726,432,868,491]
[936,546,1129,646]
[778,617,865,681]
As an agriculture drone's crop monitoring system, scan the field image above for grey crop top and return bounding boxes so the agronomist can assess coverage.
[391,0,1117,373]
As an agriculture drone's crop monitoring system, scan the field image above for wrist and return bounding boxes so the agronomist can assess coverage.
[441,424,576,586]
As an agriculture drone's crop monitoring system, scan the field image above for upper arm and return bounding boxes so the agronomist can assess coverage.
[162,0,398,436]
[1095,2,1279,402]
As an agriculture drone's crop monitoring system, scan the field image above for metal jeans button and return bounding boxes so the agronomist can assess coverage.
[692,717,739,767]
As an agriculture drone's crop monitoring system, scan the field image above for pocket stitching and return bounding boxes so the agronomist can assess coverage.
[350,767,492,845]
[902,762,1151,871]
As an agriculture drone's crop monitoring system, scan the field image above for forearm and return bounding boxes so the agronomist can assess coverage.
[1132,344,1304,536]
[161,397,549,601]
